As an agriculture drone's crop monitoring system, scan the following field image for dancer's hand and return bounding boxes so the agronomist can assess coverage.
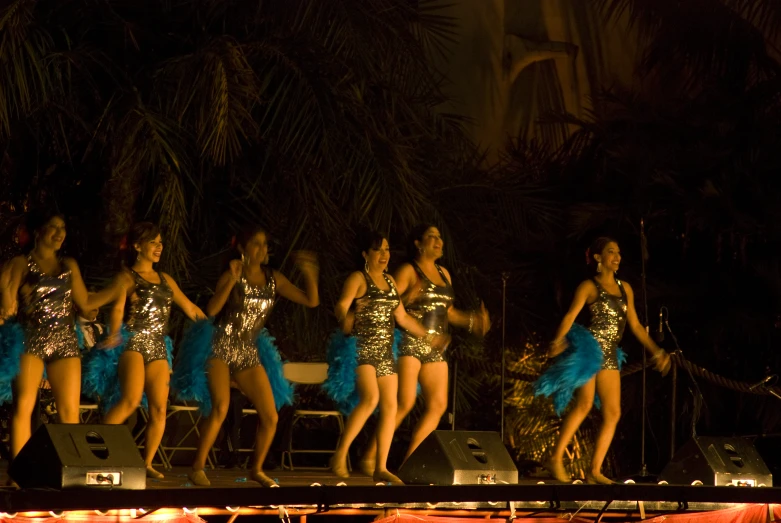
[97,331,123,350]
[548,338,568,358]
[653,350,671,376]
[228,259,243,283]
[431,333,451,354]
[473,302,491,336]
[294,251,319,279]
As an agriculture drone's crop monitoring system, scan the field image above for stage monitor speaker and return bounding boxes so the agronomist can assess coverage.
[9,424,146,489]
[660,436,772,487]
[397,430,518,485]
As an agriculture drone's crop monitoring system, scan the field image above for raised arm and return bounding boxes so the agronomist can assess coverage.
[334,272,364,334]
[206,260,242,317]
[274,252,319,308]
[162,273,206,321]
[549,280,597,357]
[623,282,671,375]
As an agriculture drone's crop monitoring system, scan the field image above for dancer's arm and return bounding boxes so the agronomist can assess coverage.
[548,280,597,357]
[99,271,132,349]
[334,272,363,334]
[393,263,421,304]
[64,258,124,312]
[448,302,491,336]
[207,260,242,317]
[162,273,207,321]
[275,251,319,308]
[0,255,27,319]
[623,282,671,375]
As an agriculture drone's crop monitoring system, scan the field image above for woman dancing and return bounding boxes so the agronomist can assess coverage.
[326,230,450,485]
[535,236,671,484]
[360,224,489,473]
[0,210,121,460]
[185,226,319,487]
[94,222,206,480]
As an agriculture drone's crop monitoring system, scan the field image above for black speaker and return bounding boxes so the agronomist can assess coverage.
[660,436,772,487]
[397,430,518,485]
[9,424,146,489]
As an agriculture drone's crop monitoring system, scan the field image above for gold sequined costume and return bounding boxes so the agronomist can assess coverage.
[124,270,173,364]
[398,264,454,364]
[19,255,80,362]
[353,271,399,377]
[211,267,275,374]
[588,279,627,370]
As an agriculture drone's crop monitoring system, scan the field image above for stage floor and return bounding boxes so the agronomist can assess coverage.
[1,467,780,520]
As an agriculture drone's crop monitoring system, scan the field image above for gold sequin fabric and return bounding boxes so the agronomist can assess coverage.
[19,255,80,362]
[398,264,454,365]
[588,279,627,371]
[211,268,275,374]
[353,271,399,377]
[124,270,173,364]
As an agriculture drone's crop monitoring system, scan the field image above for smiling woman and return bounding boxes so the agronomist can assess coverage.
[82,221,207,480]
[0,209,123,476]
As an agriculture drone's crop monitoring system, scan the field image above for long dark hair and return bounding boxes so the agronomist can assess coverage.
[221,225,269,272]
[125,222,161,267]
[407,223,437,261]
[586,236,619,269]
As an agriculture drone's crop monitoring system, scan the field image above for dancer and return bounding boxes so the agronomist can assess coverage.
[91,222,206,480]
[183,226,319,487]
[326,230,450,485]
[535,236,671,484]
[360,224,490,473]
[0,210,121,460]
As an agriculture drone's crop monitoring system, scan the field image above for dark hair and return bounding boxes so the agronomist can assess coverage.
[356,228,388,268]
[586,236,619,266]
[127,222,161,266]
[407,223,438,260]
[236,225,268,251]
[25,209,65,252]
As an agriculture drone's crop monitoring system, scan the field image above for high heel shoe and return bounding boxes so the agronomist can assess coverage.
[188,469,211,487]
[146,466,165,480]
[373,469,404,485]
[251,470,279,488]
[586,471,617,485]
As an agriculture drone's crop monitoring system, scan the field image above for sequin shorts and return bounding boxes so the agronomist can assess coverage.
[210,330,260,375]
[356,342,396,378]
[24,324,81,363]
[595,336,620,371]
[397,332,446,364]
[125,332,169,365]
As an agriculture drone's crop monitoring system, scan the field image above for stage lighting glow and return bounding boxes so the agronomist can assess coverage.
[226,506,240,513]
[691,480,703,486]
[658,481,669,485]
[624,479,636,484]
[182,507,198,514]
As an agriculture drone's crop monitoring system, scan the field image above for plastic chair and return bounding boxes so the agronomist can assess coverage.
[280,362,350,471]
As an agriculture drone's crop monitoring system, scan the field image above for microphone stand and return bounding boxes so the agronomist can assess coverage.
[500,272,508,441]
[638,218,651,479]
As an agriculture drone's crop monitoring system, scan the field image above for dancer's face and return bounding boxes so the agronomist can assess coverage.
[415,227,443,260]
[136,234,163,264]
[363,238,390,272]
[36,216,66,251]
[241,232,269,265]
[595,242,621,272]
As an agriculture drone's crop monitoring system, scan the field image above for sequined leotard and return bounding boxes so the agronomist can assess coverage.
[353,271,399,377]
[398,264,454,364]
[124,269,173,364]
[18,255,80,362]
[211,267,276,374]
[588,279,627,370]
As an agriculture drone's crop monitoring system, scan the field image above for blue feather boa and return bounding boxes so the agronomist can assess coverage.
[0,321,26,405]
[81,326,174,412]
[171,318,215,414]
[533,324,626,416]
[323,328,403,415]
[171,320,294,415]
